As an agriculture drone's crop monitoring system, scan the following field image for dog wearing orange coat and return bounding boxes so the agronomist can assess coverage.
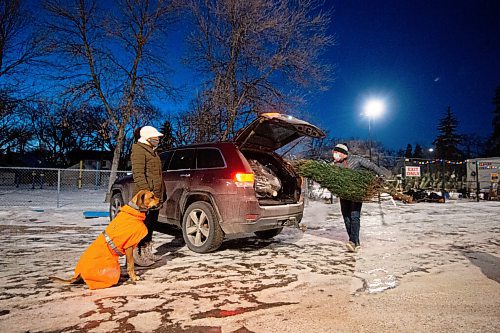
[49,190,160,289]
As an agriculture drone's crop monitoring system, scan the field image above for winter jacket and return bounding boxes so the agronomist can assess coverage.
[131,142,165,201]
[336,154,391,177]
[72,205,148,289]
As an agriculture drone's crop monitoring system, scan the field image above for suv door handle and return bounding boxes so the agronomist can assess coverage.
[180,173,191,177]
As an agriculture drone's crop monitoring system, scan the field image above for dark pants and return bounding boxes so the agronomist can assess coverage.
[138,209,159,247]
[340,199,362,246]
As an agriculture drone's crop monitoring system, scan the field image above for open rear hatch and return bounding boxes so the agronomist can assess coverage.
[235,113,326,204]
[234,113,326,152]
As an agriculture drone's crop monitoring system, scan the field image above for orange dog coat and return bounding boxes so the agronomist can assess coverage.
[73,205,148,289]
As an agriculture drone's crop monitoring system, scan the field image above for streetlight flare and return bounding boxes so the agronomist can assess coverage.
[364,99,385,118]
[363,98,386,161]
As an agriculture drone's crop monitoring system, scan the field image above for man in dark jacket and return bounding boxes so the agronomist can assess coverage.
[332,143,390,252]
[131,126,165,266]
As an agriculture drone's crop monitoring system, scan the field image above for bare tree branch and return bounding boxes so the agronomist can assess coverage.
[0,0,49,80]
[45,0,179,197]
[185,0,333,141]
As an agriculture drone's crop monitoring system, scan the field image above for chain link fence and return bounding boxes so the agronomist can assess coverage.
[2,159,497,208]
[0,167,130,208]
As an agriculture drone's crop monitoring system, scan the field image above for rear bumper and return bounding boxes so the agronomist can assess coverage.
[220,201,304,234]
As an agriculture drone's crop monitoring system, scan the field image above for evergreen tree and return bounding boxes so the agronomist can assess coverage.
[433,106,462,160]
[404,144,413,158]
[489,87,500,156]
[413,144,423,158]
[157,120,175,152]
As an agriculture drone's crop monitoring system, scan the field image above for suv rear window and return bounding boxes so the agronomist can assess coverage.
[196,148,225,169]
[169,149,195,170]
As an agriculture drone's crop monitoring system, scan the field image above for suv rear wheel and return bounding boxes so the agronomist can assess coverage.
[182,201,224,253]
[254,227,283,239]
[110,192,124,220]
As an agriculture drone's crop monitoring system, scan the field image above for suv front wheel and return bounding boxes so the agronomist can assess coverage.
[182,201,224,253]
[109,192,124,220]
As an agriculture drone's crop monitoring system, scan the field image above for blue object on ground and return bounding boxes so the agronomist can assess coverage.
[32,209,44,212]
[83,211,109,219]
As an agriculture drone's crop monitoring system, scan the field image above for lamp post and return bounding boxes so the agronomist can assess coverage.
[427,148,434,175]
[364,99,385,161]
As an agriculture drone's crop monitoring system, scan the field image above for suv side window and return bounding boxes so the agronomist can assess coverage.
[168,149,195,170]
[196,148,226,169]
[160,151,173,171]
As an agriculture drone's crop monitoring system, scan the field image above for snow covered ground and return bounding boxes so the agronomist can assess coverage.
[0,195,499,332]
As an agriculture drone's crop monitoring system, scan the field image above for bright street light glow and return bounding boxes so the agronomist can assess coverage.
[364,99,385,118]
[428,148,434,152]
[363,98,385,161]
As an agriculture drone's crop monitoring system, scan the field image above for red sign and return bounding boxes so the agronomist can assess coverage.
[405,166,421,177]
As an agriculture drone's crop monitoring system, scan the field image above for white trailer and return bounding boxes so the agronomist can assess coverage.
[466,157,500,198]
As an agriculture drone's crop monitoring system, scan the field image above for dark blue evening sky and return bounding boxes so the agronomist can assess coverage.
[24,1,500,151]
[310,0,500,150]
[163,0,500,150]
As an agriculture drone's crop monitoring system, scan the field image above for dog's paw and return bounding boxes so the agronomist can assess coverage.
[129,274,141,282]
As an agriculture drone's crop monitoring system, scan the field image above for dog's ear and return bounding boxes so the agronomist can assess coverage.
[133,190,147,208]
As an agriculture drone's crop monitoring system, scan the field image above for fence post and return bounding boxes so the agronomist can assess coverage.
[78,160,83,189]
[402,158,407,190]
[441,160,445,194]
[475,161,480,202]
[95,161,101,190]
[57,169,61,208]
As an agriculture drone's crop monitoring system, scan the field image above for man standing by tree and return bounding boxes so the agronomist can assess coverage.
[332,144,390,252]
[131,126,164,266]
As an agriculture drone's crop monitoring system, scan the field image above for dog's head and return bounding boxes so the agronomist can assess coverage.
[131,190,160,211]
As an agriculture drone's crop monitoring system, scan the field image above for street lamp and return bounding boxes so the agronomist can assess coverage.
[427,148,434,159]
[427,148,434,175]
[364,99,385,161]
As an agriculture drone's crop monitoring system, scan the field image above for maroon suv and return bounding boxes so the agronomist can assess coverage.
[110,113,325,253]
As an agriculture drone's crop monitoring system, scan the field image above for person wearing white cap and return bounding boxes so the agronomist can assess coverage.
[332,143,391,252]
[131,126,165,266]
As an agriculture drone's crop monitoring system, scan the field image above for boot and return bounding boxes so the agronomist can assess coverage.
[143,241,162,262]
[345,241,356,252]
[133,246,155,267]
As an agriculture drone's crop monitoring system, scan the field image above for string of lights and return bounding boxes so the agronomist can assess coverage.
[412,160,465,165]
[405,160,499,169]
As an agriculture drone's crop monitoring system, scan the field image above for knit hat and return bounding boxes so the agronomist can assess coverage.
[139,126,163,140]
[333,143,349,155]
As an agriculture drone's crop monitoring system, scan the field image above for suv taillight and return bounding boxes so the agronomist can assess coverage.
[234,172,254,187]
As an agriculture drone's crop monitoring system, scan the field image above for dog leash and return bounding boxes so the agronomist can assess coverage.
[102,231,125,257]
